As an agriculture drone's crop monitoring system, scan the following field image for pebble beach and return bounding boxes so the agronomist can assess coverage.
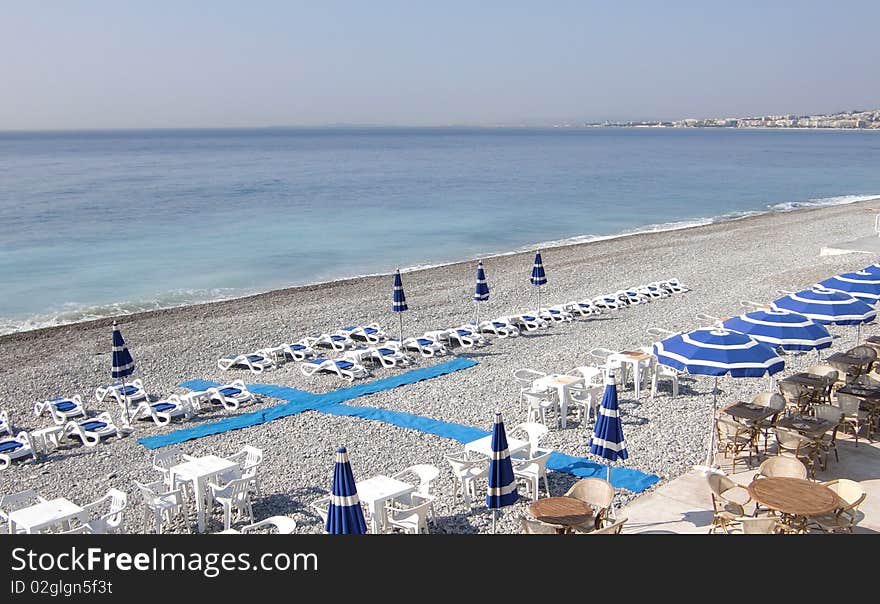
[1,198,879,534]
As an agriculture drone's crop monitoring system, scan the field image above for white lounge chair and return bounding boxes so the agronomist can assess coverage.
[618,289,649,305]
[565,300,601,317]
[344,346,414,368]
[300,358,369,382]
[94,380,148,406]
[204,380,256,412]
[0,410,12,437]
[539,306,574,323]
[217,353,275,374]
[638,284,668,300]
[498,313,548,332]
[446,326,490,348]
[282,340,317,361]
[476,318,520,338]
[33,395,87,425]
[336,323,387,345]
[0,432,36,470]
[385,336,448,358]
[63,412,131,447]
[592,295,622,311]
[307,332,356,352]
[134,479,190,534]
[660,278,689,294]
[128,395,197,427]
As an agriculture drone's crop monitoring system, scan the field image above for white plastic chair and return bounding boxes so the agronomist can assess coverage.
[310,495,331,527]
[239,516,298,534]
[134,479,190,534]
[222,445,263,496]
[566,384,603,423]
[524,390,559,427]
[0,489,47,533]
[152,447,193,492]
[386,496,432,534]
[208,477,255,531]
[445,452,489,506]
[511,422,549,457]
[512,449,552,500]
[82,488,127,534]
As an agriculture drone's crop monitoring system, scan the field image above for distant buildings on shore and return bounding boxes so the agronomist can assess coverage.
[576,108,880,129]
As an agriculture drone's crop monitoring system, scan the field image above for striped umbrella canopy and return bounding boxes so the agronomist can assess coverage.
[860,262,880,276]
[816,271,880,302]
[530,251,547,311]
[473,260,490,326]
[391,268,408,346]
[653,327,784,468]
[325,447,367,534]
[771,287,876,325]
[721,309,832,352]
[111,320,136,423]
[589,372,628,483]
[486,410,518,532]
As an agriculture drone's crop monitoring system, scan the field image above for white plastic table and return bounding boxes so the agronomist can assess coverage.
[29,425,66,457]
[355,475,416,534]
[607,351,654,399]
[169,455,240,533]
[464,435,530,459]
[7,498,86,534]
[532,374,585,428]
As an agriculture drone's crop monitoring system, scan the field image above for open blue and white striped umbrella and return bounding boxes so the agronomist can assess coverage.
[860,262,880,276]
[530,251,547,311]
[721,309,832,352]
[391,268,408,345]
[816,271,880,302]
[771,287,876,325]
[486,410,518,532]
[589,372,628,483]
[653,327,784,468]
[652,327,785,378]
[325,447,367,534]
[111,320,136,422]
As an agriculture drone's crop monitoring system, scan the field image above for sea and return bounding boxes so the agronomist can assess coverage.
[2,126,880,335]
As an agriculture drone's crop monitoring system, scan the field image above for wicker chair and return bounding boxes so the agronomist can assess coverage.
[755,454,808,480]
[564,478,614,531]
[805,365,840,403]
[779,381,814,415]
[773,427,819,478]
[706,472,753,534]
[807,479,867,533]
[835,392,872,447]
[726,516,782,534]
[847,345,877,376]
[715,416,758,474]
[571,516,627,534]
[812,403,843,469]
[519,514,558,534]
[751,392,786,453]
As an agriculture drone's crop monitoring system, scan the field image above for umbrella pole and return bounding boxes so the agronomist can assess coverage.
[492,510,497,534]
[399,313,404,348]
[706,376,719,468]
[121,378,130,425]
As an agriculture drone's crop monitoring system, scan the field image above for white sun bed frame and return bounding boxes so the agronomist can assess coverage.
[217,353,276,374]
[336,323,387,345]
[33,395,88,425]
[127,395,198,427]
[300,358,370,382]
[63,412,133,447]
[94,379,148,406]
[0,431,36,470]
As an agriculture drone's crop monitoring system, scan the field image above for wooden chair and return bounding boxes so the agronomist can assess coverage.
[564,478,614,531]
[808,479,867,533]
[705,471,753,534]
[714,416,758,474]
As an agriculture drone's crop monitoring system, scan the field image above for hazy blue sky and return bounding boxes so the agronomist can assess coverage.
[2,1,879,130]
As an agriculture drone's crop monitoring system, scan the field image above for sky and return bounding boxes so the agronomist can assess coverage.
[1,0,879,130]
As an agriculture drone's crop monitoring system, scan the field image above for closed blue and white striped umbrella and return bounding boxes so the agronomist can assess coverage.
[816,271,880,302]
[111,320,136,423]
[589,372,628,483]
[474,260,490,302]
[486,410,518,532]
[771,287,876,325]
[653,327,784,468]
[325,447,367,534]
[392,268,408,345]
[530,251,547,311]
[721,309,832,352]
[652,327,785,378]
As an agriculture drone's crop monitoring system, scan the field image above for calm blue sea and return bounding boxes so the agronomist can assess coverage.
[1,127,879,334]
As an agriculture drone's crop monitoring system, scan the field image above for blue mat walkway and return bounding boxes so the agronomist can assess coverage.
[137,357,659,492]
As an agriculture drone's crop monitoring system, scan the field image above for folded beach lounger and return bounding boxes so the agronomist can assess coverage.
[637,284,668,300]
[539,306,574,323]
[94,379,148,406]
[446,326,490,348]
[64,412,132,447]
[336,323,387,345]
[476,318,520,338]
[306,333,356,352]
[204,380,256,412]
[0,432,36,470]
[385,336,447,358]
[300,358,369,382]
[565,300,601,317]
[617,289,649,305]
[128,395,197,427]
[33,395,87,425]
[498,313,548,332]
[0,410,11,437]
[659,278,689,294]
[217,352,275,374]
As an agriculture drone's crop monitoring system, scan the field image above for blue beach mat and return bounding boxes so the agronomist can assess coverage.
[137,355,660,492]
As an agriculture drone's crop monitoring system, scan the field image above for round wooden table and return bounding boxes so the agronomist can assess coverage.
[747,477,839,531]
[529,496,593,533]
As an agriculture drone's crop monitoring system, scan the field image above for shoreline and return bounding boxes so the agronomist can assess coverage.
[3,193,878,342]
